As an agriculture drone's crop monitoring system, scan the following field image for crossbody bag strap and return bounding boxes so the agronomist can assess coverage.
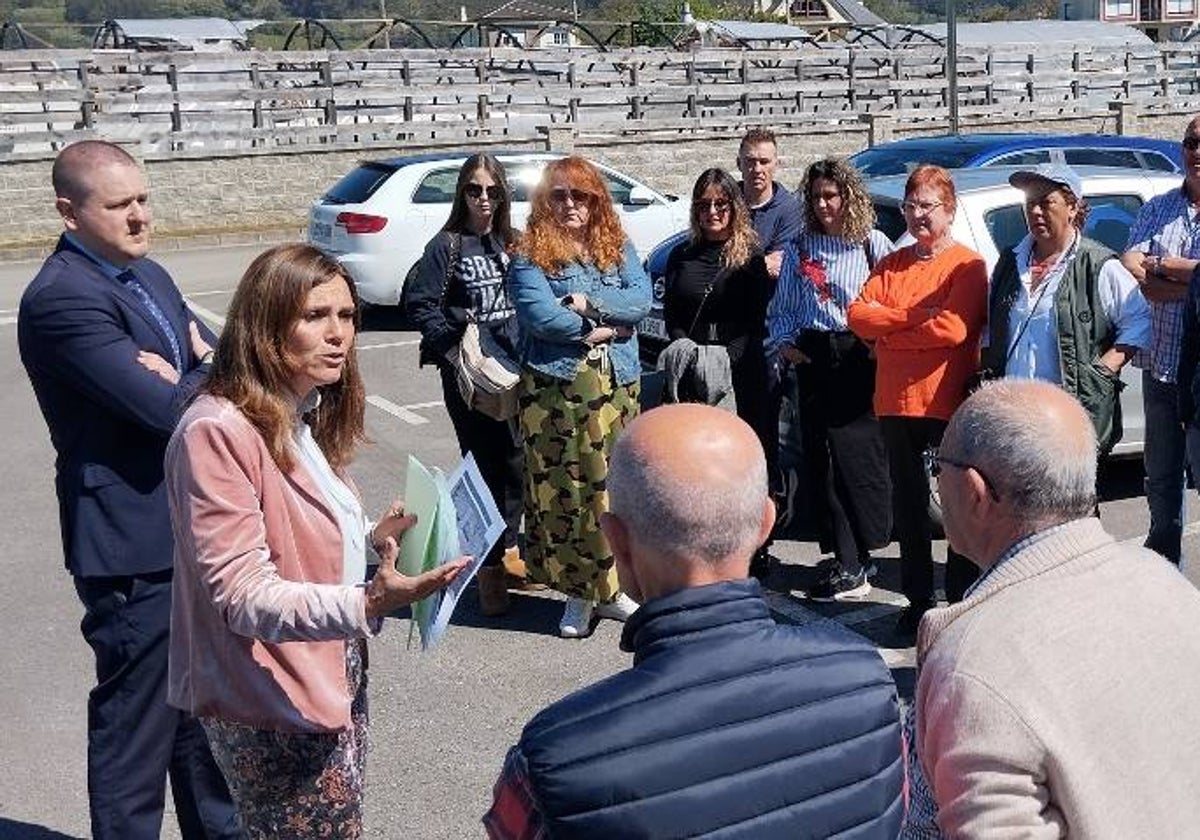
[439,231,462,312]
[1004,270,1055,368]
[687,264,733,340]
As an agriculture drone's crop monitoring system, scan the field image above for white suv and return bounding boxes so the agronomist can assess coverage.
[307,151,689,306]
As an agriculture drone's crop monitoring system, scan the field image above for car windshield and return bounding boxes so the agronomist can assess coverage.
[873,202,908,242]
[983,193,1144,255]
[851,144,985,177]
[323,162,395,205]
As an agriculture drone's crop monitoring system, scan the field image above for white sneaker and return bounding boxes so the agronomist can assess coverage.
[559,598,595,638]
[595,592,639,622]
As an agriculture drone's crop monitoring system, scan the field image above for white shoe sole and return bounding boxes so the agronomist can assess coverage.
[808,580,872,603]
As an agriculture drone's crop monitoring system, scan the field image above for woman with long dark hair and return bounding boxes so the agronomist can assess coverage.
[508,156,651,638]
[662,167,775,576]
[406,153,524,616]
[166,243,465,837]
[768,158,894,601]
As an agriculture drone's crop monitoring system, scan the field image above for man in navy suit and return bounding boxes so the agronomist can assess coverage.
[18,141,239,839]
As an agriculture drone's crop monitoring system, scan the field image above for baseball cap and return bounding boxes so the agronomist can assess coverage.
[1009,163,1083,200]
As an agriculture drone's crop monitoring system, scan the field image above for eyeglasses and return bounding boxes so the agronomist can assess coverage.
[464,183,505,202]
[693,198,731,214]
[549,187,593,206]
[927,451,1001,502]
[901,200,944,215]
[1183,136,1200,151]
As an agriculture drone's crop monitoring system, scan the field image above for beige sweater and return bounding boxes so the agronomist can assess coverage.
[915,517,1200,839]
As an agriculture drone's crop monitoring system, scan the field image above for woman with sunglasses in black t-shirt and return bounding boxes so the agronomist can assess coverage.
[407,153,525,617]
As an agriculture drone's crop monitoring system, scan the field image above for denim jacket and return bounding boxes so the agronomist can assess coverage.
[509,239,651,385]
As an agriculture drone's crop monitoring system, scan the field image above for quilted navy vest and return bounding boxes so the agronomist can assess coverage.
[517,579,905,839]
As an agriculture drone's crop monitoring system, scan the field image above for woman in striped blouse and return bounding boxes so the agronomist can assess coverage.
[767,158,894,601]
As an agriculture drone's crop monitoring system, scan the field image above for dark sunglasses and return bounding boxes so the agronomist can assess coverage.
[927,451,1001,502]
[693,198,731,214]
[464,183,505,202]
[549,187,593,206]
[1183,136,1200,151]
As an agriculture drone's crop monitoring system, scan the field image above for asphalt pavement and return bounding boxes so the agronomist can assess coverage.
[1,243,1197,839]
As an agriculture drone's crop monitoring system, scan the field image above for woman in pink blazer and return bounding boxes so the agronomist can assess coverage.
[165,243,465,839]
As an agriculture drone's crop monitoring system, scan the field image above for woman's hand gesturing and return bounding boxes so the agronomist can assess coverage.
[365,536,470,620]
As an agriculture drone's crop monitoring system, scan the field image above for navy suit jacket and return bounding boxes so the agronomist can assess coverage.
[19,236,217,578]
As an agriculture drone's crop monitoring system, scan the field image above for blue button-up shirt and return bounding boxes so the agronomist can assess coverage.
[1125,185,1200,383]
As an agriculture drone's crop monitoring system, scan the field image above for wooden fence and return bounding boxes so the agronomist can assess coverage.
[3,43,1200,157]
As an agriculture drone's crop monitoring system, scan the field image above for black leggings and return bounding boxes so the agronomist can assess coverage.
[879,415,978,605]
[440,366,524,567]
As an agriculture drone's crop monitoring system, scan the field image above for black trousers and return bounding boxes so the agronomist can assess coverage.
[441,366,524,566]
[74,571,239,840]
[729,334,778,492]
[879,416,979,606]
[794,331,892,576]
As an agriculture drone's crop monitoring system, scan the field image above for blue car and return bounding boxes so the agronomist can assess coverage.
[848,133,1181,178]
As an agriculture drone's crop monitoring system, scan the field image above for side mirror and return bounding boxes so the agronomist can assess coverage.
[626,185,657,206]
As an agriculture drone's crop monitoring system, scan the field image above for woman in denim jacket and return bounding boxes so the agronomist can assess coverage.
[508,156,651,638]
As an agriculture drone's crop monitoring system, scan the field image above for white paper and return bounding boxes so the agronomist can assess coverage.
[424,452,505,649]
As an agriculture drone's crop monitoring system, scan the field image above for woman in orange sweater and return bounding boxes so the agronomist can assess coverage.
[847,165,987,638]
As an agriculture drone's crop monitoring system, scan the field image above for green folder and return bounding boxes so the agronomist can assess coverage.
[397,454,461,649]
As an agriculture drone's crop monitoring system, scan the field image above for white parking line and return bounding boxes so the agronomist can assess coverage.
[185,289,235,297]
[184,297,226,328]
[358,339,420,351]
[1121,519,1200,546]
[366,395,443,425]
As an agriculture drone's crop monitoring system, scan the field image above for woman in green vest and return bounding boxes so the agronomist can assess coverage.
[980,163,1149,455]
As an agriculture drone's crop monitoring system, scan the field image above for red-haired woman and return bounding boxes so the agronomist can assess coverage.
[847,165,988,637]
[166,244,466,836]
[508,156,652,638]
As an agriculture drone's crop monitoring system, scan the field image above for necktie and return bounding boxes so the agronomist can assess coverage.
[118,269,183,372]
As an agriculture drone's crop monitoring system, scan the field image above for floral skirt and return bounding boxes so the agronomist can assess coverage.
[518,354,640,602]
[201,641,369,840]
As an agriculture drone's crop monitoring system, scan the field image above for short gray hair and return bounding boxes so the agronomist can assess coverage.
[947,380,1097,524]
[607,432,768,563]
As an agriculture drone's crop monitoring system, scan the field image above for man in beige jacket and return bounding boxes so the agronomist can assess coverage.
[915,379,1200,838]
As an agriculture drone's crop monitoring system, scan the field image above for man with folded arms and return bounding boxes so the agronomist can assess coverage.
[18,141,236,839]
[1120,115,1200,565]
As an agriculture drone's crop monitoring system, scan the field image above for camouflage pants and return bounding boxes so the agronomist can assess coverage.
[518,355,640,602]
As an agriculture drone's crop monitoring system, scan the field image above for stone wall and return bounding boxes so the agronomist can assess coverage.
[0,136,543,260]
[2,105,1197,262]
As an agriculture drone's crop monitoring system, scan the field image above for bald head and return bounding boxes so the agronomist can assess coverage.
[52,140,138,202]
[607,404,770,569]
[944,380,1097,526]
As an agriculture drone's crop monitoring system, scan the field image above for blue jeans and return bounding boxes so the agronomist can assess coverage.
[1143,372,1187,565]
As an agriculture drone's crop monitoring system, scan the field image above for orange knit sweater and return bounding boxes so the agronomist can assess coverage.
[847,242,988,421]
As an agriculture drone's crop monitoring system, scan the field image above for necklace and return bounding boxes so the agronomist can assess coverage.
[914,239,952,260]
